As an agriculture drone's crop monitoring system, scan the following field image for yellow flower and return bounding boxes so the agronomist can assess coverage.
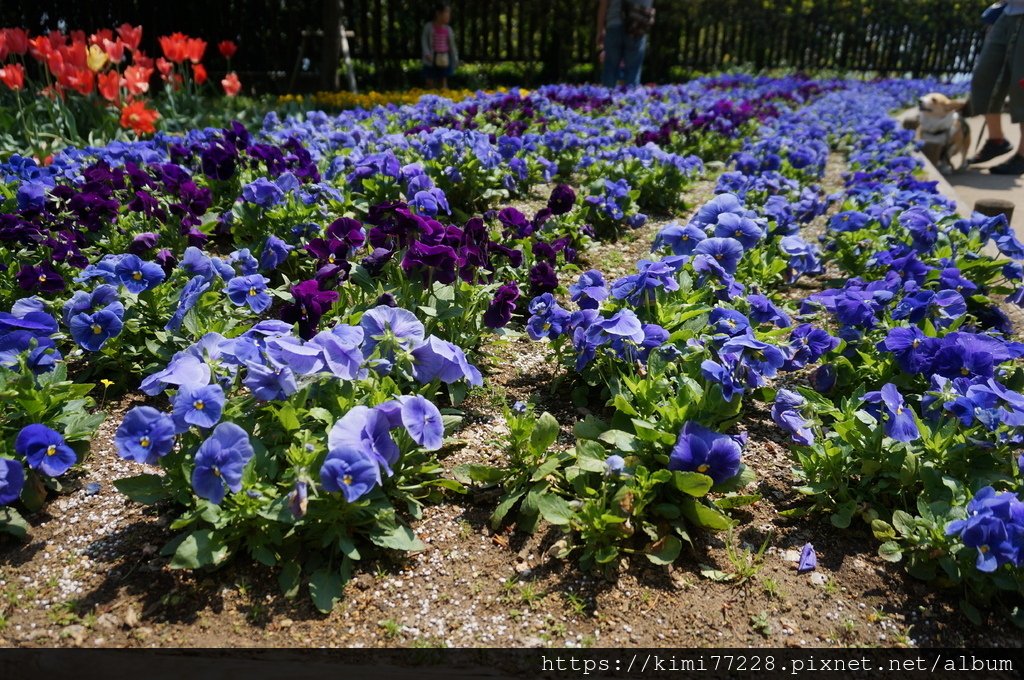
[86,44,109,73]
[100,379,114,388]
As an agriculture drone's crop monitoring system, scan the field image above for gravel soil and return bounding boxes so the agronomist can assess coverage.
[1,160,1020,649]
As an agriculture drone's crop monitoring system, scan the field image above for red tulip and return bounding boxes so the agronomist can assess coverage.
[62,66,94,96]
[97,70,120,102]
[0,63,25,91]
[158,32,189,63]
[102,38,126,64]
[124,64,153,95]
[221,71,241,97]
[131,49,154,69]
[28,35,52,61]
[89,29,113,47]
[156,57,173,80]
[116,23,142,52]
[218,40,237,59]
[5,28,29,55]
[185,37,206,64]
[192,62,207,85]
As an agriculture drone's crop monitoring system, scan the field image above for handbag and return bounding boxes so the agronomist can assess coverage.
[624,1,656,37]
[433,51,450,68]
[982,1,1006,25]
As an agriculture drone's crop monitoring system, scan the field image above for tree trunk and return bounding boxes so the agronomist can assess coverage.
[321,0,342,90]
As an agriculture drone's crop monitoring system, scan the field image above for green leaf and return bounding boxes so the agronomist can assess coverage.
[113,474,170,505]
[573,415,609,440]
[711,464,755,493]
[452,463,506,486]
[960,598,982,626]
[575,439,608,473]
[170,529,230,569]
[877,541,903,563]
[535,492,573,526]
[276,403,301,431]
[891,510,916,537]
[672,471,714,497]
[0,507,29,539]
[645,535,681,565]
[309,566,346,613]
[681,497,734,530]
[871,520,897,541]
[598,429,639,452]
[491,488,526,529]
[594,545,619,564]
[369,524,425,552]
[699,564,735,582]
[713,494,761,509]
[20,471,46,513]
[529,412,560,455]
[278,562,302,599]
[830,501,856,529]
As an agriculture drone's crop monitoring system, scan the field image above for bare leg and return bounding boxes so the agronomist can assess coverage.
[440,77,447,90]
[1018,123,1024,156]
[986,113,1005,141]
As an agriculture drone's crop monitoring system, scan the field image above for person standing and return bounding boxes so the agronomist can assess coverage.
[969,0,1024,175]
[596,0,655,88]
[422,3,458,89]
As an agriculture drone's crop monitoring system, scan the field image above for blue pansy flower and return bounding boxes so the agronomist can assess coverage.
[166,275,211,332]
[226,274,272,314]
[172,384,225,432]
[320,445,380,502]
[398,395,444,451]
[114,254,165,294]
[328,405,399,476]
[693,237,744,274]
[243,363,298,401]
[863,383,919,443]
[260,235,293,271]
[15,424,76,477]
[668,421,744,484]
[360,306,425,362]
[0,458,25,505]
[191,422,255,505]
[114,406,177,464]
[410,335,483,386]
[68,304,125,352]
[569,270,609,310]
[241,177,285,208]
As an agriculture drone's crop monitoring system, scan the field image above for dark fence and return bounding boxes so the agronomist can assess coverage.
[1,0,991,92]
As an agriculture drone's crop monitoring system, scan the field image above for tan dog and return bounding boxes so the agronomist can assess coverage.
[917,93,971,174]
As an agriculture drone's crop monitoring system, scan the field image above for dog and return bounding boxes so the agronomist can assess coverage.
[916,93,971,174]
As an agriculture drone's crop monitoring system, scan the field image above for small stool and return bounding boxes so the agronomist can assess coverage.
[974,198,1015,224]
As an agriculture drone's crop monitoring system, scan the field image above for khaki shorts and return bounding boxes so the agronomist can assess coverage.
[971,12,1024,123]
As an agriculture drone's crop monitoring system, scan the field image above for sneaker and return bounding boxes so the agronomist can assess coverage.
[989,153,1024,176]
[969,138,1014,164]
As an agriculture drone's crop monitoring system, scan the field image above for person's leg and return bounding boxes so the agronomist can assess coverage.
[969,15,1016,163]
[986,113,1005,141]
[990,17,1024,174]
[1010,18,1024,155]
[602,24,624,87]
[621,33,648,87]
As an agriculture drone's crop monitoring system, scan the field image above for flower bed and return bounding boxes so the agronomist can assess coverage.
[2,72,1022,627]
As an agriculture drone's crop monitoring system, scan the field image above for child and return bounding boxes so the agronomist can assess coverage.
[421,3,458,89]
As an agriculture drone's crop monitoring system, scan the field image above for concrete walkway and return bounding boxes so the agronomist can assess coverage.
[948,113,1024,233]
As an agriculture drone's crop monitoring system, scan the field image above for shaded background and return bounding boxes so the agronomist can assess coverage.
[0,0,991,92]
